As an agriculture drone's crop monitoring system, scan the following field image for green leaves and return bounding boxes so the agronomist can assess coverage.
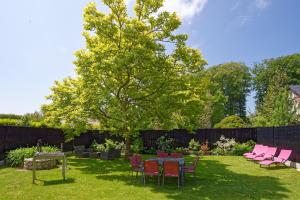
[42,0,221,143]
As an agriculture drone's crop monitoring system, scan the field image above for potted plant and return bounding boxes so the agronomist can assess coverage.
[98,139,124,160]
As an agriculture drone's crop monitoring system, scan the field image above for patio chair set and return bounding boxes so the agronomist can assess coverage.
[243,144,292,167]
[130,152,199,188]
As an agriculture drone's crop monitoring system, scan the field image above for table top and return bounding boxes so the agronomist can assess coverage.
[34,152,65,159]
[146,157,185,166]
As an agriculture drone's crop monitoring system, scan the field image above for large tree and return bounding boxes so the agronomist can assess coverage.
[252,54,300,126]
[207,62,252,119]
[42,0,222,156]
[253,53,300,110]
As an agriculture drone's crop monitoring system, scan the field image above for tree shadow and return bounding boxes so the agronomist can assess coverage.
[67,157,130,175]
[73,156,291,200]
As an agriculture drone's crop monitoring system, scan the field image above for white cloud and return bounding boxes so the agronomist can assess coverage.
[162,0,208,20]
[125,0,208,21]
[237,15,251,25]
[255,0,271,10]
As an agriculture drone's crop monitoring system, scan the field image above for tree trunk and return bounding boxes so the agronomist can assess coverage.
[124,137,131,160]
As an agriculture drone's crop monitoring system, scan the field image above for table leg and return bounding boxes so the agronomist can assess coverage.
[62,156,66,180]
[32,157,36,184]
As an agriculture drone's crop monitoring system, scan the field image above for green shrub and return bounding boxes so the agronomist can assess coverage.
[231,140,256,156]
[28,121,48,128]
[6,146,59,167]
[214,115,247,128]
[174,147,188,154]
[231,143,252,156]
[90,139,98,152]
[188,139,200,151]
[131,137,144,153]
[0,114,22,119]
[156,135,175,153]
[95,139,124,152]
[0,118,20,126]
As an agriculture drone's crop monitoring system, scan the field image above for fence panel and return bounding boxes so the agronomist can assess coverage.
[257,127,274,146]
[273,126,300,162]
[1,125,300,162]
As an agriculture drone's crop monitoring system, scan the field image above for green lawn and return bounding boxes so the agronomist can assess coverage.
[0,155,299,200]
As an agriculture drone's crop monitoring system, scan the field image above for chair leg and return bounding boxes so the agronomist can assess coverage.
[178,177,180,188]
[162,174,164,186]
[158,175,160,186]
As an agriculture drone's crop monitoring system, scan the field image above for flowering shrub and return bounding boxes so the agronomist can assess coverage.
[212,135,237,155]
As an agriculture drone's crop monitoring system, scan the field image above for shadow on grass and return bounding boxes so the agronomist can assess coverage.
[71,156,290,200]
[42,178,75,186]
[67,157,130,175]
[262,165,290,170]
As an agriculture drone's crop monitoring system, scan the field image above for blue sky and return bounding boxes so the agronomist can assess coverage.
[1,0,300,115]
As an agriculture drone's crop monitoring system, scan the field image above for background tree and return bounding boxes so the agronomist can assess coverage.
[42,0,224,156]
[252,53,300,110]
[207,62,252,119]
[252,53,300,126]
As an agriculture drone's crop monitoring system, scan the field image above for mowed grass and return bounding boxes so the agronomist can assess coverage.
[0,155,300,200]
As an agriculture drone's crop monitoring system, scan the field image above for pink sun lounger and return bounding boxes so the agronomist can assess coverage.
[252,147,277,161]
[243,144,263,157]
[259,149,292,167]
[245,145,268,159]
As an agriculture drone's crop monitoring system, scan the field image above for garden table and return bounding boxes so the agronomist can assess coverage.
[146,157,185,186]
[32,152,66,184]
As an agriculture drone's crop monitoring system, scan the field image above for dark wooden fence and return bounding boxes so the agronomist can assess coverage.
[0,126,120,160]
[0,125,300,162]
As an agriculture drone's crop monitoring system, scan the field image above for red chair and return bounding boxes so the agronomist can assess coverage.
[162,161,180,188]
[143,160,160,185]
[130,154,143,178]
[170,153,183,158]
[183,156,200,176]
[157,151,168,158]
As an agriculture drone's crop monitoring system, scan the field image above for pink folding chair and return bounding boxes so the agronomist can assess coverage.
[252,147,277,161]
[130,154,143,178]
[157,151,168,158]
[142,160,160,185]
[170,153,183,158]
[183,156,200,176]
[259,149,292,167]
[243,144,263,157]
[163,161,180,188]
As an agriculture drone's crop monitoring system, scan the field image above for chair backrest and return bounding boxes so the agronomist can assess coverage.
[252,144,263,153]
[277,149,292,161]
[256,145,269,154]
[163,161,179,176]
[130,154,142,168]
[170,153,183,158]
[265,147,277,157]
[144,160,159,174]
[157,152,168,158]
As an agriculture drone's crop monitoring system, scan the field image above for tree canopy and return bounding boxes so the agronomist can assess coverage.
[42,0,227,155]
